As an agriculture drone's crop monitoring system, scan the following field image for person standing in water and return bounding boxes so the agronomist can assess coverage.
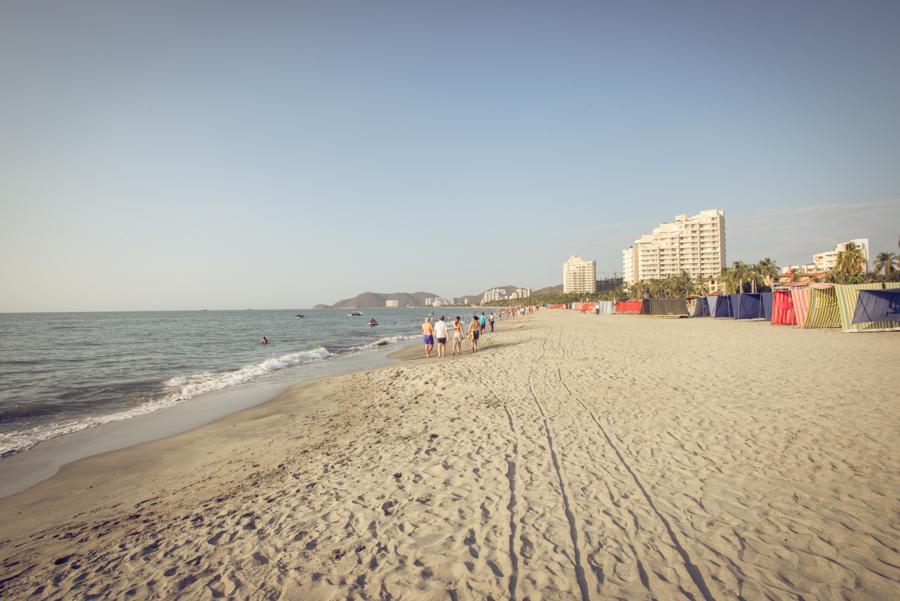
[422,316,435,358]
[489,312,495,332]
[451,316,463,356]
[478,312,486,334]
[259,336,269,345]
[433,316,448,358]
[468,315,480,352]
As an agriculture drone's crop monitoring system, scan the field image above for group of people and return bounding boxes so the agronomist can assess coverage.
[421,312,496,357]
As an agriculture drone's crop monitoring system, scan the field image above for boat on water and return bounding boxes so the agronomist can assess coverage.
[368,318,378,327]
[347,311,363,317]
[294,314,305,318]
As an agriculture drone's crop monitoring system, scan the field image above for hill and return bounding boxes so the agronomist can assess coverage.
[328,291,440,309]
[533,284,564,296]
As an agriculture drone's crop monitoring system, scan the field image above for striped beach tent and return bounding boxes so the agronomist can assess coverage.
[834,282,900,332]
[789,286,811,328]
[771,289,796,325]
[803,284,841,329]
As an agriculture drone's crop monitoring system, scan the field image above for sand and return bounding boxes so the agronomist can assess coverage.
[1,311,898,600]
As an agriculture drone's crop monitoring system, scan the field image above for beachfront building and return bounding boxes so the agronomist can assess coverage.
[563,256,598,294]
[509,288,532,300]
[813,239,869,272]
[384,299,399,308]
[622,209,726,284]
[481,288,508,303]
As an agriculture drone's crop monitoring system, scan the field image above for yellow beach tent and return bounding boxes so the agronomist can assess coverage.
[802,284,841,329]
[834,282,900,332]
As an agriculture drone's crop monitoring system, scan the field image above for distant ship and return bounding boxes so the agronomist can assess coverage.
[347,311,363,317]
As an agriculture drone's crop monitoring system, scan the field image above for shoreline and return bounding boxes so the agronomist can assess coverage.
[1,312,896,600]
[0,338,420,499]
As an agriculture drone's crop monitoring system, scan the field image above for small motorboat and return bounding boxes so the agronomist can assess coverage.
[294,314,305,318]
[347,311,363,317]
[368,318,378,327]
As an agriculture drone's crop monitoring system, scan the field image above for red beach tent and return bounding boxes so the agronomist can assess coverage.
[771,290,796,325]
[615,300,642,314]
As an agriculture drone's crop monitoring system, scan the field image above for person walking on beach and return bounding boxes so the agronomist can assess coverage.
[468,315,480,352]
[478,312,486,335]
[422,317,435,358]
[451,316,463,356]
[489,312,495,332]
[434,316,448,358]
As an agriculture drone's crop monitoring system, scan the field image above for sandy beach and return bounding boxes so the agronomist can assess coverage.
[1,311,898,600]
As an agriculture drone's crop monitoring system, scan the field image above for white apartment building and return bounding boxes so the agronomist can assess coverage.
[813,239,869,272]
[384,299,399,308]
[509,288,532,300]
[622,210,726,284]
[563,256,597,294]
[481,288,508,304]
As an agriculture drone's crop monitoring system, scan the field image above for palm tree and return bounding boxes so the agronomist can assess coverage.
[756,257,779,290]
[874,252,899,276]
[834,242,866,281]
[731,261,750,293]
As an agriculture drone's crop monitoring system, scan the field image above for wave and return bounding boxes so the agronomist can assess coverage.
[0,338,414,459]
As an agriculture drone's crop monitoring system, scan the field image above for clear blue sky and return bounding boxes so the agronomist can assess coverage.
[2,1,899,311]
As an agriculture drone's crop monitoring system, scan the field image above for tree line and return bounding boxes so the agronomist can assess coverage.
[490,243,900,306]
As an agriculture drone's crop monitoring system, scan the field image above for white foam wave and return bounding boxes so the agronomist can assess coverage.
[0,347,332,458]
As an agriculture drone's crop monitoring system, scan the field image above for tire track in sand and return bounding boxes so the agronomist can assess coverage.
[528,338,592,601]
[465,364,520,601]
[557,365,717,601]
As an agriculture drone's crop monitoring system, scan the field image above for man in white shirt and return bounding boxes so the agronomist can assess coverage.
[433,316,449,358]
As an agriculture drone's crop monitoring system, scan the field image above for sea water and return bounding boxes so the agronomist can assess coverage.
[0,308,449,458]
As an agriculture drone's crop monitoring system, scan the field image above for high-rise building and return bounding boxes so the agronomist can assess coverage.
[813,239,869,272]
[509,288,532,300]
[563,256,597,294]
[622,210,726,284]
[385,299,399,308]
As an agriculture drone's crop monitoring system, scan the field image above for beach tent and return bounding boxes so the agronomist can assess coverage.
[852,289,900,327]
[760,292,773,320]
[789,287,811,328]
[802,284,841,329]
[648,298,689,316]
[615,300,642,314]
[771,290,796,325]
[640,299,651,315]
[596,300,614,314]
[729,293,766,319]
[690,297,710,317]
[834,282,900,332]
[709,295,732,318]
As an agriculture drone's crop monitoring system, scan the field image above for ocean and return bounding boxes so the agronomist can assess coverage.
[0,308,450,459]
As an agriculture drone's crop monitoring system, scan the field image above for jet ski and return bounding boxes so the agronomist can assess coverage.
[348,311,363,317]
[368,318,378,327]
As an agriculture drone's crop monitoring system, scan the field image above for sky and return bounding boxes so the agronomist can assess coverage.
[2,0,899,311]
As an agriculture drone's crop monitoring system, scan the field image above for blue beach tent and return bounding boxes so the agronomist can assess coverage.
[760,292,773,320]
[691,297,710,317]
[709,295,732,318]
[852,289,900,326]
[731,293,765,319]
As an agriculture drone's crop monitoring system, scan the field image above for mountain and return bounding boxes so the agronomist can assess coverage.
[327,291,441,309]
[533,284,564,296]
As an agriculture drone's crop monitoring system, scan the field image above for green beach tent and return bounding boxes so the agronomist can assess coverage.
[834,282,900,332]
[803,284,841,329]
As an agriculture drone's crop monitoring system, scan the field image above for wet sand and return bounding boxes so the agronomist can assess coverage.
[1,311,898,600]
